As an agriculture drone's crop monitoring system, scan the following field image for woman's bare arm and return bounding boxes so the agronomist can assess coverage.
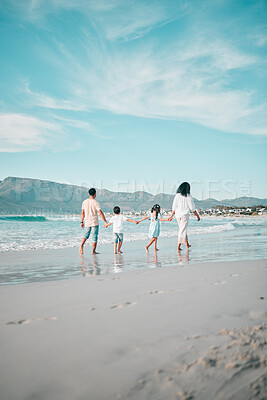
[193,210,200,221]
[168,211,175,221]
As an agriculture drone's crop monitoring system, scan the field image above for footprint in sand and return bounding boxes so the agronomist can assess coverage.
[213,280,226,286]
[6,317,57,325]
[148,290,165,295]
[110,301,137,309]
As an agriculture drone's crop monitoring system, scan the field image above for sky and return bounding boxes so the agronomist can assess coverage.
[0,0,267,200]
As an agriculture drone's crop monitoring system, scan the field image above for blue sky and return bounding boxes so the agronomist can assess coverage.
[0,0,266,200]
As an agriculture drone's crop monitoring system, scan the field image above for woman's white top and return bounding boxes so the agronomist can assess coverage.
[172,193,196,219]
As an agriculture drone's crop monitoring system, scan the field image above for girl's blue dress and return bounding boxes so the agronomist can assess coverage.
[149,212,161,238]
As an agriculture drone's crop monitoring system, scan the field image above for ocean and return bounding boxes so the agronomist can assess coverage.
[0,215,266,285]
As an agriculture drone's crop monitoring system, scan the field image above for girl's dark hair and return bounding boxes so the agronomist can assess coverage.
[177,182,190,197]
[151,204,161,219]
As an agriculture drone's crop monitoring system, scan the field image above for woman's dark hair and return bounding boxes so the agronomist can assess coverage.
[151,204,161,219]
[88,188,96,196]
[177,182,190,197]
[113,206,120,214]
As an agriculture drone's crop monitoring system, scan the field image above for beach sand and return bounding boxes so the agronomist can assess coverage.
[0,252,266,399]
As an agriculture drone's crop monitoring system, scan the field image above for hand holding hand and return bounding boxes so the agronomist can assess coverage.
[104,223,108,228]
[136,221,139,225]
[168,216,173,222]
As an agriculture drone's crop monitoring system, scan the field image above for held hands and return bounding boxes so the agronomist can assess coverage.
[104,223,109,228]
[168,216,173,222]
[134,221,139,224]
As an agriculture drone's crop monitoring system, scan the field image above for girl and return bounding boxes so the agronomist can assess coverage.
[169,182,200,251]
[137,204,169,252]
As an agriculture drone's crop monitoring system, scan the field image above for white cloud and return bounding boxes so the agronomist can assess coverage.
[5,0,267,136]
[0,113,60,152]
[24,84,86,111]
[21,36,267,136]
[51,115,114,140]
[250,32,267,47]
[52,37,266,136]
[179,40,258,72]
[0,112,113,152]
[89,2,180,42]
[4,0,179,41]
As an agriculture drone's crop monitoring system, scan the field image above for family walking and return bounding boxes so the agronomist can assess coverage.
[79,182,200,255]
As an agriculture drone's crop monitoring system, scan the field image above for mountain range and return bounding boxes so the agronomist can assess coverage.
[0,177,266,214]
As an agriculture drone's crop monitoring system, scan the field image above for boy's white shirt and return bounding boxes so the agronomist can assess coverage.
[109,214,128,233]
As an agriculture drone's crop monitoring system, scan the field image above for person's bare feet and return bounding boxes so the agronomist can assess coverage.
[118,250,123,253]
[145,246,149,253]
[177,246,182,251]
[155,248,159,251]
[79,246,83,255]
[92,251,100,255]
[114,251,118,254]
[186,244,191,249]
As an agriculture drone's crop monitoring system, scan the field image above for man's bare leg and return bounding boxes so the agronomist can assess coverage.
[146,237,156,253]
[177,242,182,251]
[79,238,86,254]
[118,241,123,253]
[92,242,99,255]
[114,242,118,254]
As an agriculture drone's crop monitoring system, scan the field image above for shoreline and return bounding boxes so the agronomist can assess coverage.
[1,227,267,286]
[0,258,266,399]
[1,214,266,256]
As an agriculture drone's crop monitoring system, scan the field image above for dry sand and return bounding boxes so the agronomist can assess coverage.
[0,257,266,400]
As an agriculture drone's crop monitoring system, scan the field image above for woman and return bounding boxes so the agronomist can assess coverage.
[169,182,200,251]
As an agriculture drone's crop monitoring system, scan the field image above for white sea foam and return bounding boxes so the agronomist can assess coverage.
[232,219,265,227]
[0,219,258,252]
[46,216,80,221]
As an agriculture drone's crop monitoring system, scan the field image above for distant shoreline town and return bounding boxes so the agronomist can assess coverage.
[114,205,267,218]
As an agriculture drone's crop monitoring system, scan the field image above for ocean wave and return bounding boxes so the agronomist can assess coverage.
[0,216,47,222]
[47,216,80,221]
[232,219,265,227]
[189,222,235,234]
[0,222,239,252]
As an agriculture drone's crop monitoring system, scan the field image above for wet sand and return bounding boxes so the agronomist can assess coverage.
[0,257,266,399]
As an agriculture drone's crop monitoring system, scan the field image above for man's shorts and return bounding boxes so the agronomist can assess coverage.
[113,233,123,243]
[83,225,99,242]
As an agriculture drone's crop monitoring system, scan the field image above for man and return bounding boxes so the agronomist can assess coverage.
[79,188,107,255]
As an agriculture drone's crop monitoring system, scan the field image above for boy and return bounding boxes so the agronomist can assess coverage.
[79,188,107,255]
[105,206,137,254]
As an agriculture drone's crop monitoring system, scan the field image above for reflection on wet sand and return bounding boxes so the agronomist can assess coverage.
[79,246,190,278]
[113,254,123,273]
[80,255,101,277]
[146,251,162,268]
[178,249,190,265]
